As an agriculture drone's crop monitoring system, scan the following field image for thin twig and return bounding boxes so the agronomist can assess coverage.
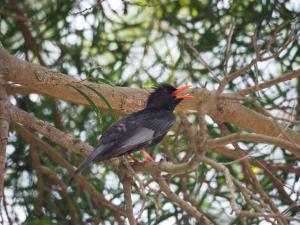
[29,146,45,217]
[185,41,220,83]
[223,23,235,76]
[154,174,214,225]
[13,123,127,217]
[202,157,239,214]
[206,132,300,157]
[41,166,80,225]
[236,69,300,96]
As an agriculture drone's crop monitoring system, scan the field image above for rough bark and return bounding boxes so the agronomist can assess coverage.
[1,45,300,152]
[0,45,149,114]
[0,76,10,199]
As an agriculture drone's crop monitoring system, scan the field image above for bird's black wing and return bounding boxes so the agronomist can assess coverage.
[98,110,176,159]
[71,110,175,181]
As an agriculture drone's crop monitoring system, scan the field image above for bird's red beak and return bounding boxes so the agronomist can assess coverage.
[172,85,193,99]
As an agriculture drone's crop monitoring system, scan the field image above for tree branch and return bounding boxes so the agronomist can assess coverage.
[41,166,80,225]
[8,102,92,157]
[13,123,127,217]
[154,174,214,225]
[29,145,45,217]
[201,157,239,214]
[1,46,300,148]
[236,69,300,96]
[0,45,149,114]
[205,132,300,157]
[0,74,9,200]
[120,170,136,225]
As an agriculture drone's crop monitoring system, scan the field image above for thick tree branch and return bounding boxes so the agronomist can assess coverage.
[0,45,149,114]
[1,46,299,147]
[7,102,92,157]
[0,75,9,200]
[200,89,300,146]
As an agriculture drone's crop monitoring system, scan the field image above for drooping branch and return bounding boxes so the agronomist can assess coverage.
[13,123,127,218]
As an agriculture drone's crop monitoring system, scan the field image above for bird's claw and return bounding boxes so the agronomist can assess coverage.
[129,154,141,163]
[128,149,153,165]
[141,149,153,162]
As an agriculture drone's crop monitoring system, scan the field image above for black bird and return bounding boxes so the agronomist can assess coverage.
[70,84,193,181]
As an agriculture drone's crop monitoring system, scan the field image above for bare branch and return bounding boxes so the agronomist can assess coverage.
[8,102,92,157]
[0,75,9,200]
[13,123,127,217]
[202,158,239,214]
[178,112,197,162]
[223,23,235,76]
[193,89,300,146]
[154,174,214,225]
[206,132,300,156]
[238,210,299,222]
[217,21,298,94]
[0,45,148,114]
[120,171,136,225]
[236,69,300,96]
[186,41,220,83]
[29,146,45,217]
[41,166,80,225]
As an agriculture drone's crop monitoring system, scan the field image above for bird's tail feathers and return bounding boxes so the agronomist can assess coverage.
[69,145,105,184]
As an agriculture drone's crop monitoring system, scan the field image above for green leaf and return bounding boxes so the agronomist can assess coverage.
[69,84,103,130]
[86,67,115,86]
[83,85,117,122]
[22,219,64,225]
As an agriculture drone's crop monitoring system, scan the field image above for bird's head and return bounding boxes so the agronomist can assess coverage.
[146,84,193,111]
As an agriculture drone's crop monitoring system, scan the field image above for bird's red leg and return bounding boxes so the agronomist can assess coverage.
[128,150,153,165]
[129,154,141,163]
[141,149,153,163]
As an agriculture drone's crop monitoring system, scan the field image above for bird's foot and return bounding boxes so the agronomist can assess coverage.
[128,150,153,165]
[140,149,153,162]
[129,154,141,163]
